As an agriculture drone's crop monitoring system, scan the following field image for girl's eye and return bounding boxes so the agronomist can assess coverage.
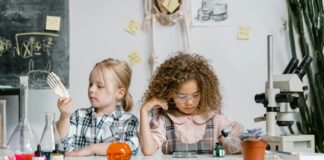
[98,85,105,88]
[177,95,187,99]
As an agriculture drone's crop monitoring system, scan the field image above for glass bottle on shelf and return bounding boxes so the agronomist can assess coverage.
[7,76,39,160]
[40,112,63,159]
[106,120,131,160]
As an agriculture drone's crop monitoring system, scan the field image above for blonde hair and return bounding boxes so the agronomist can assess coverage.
[94,58,133,112]
[143,52,222,112]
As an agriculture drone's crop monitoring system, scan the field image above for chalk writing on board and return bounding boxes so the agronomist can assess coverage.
[0,0,69,89]
[0,37,12,56]
[0,32,61,89]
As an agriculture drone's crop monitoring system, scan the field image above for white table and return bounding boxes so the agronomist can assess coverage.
[64,155,242,160]
[63,153,324,160]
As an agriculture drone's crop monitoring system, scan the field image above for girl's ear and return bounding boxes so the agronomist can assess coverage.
[116,88,126,100]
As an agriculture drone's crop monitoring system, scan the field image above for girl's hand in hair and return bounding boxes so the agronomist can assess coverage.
[141,97,168,114]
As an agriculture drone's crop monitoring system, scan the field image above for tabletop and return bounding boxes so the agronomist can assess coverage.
[63,152,324,160]
[64,155,242,160]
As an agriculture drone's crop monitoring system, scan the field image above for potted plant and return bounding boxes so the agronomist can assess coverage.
[286,0,324,152]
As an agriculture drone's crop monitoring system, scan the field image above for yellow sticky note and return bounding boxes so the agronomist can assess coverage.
[128,51,142,65]
[125,20,140,35]
[237,26,251,40]
[46,16,61,31]
[162,0,180,13]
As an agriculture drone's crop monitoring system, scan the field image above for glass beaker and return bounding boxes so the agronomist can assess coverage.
[7,76,39,160]
[106,120,131,160]
[40,112,63,159]
[0,146,16,160]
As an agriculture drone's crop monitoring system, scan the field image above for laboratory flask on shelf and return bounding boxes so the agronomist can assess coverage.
[106,120,131,160]
[7,76,39,160]
[40,112,63,159]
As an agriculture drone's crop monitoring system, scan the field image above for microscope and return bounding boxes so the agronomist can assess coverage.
[254,35,314,153]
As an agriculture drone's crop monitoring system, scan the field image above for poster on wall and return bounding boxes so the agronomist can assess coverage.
[0,0,69,89]
[191,0,231,27]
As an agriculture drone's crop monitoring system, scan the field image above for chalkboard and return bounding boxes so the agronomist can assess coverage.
[0,0,69,89]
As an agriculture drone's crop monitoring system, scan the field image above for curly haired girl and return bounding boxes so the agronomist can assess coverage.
[140,52,243,156]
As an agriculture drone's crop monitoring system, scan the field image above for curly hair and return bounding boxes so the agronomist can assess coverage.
[143,52,222,112]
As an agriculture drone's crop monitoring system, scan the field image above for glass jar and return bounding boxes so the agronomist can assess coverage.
[7,76,38,160]
[106,120,131,160]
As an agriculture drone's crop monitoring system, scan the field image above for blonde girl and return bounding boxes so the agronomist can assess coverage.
[57,58,139,156]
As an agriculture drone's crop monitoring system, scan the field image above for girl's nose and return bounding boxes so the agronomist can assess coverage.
[89,86,95,93]
[186,98,194,105]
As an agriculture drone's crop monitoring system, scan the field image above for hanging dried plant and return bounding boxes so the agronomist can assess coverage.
[287,0,324,152]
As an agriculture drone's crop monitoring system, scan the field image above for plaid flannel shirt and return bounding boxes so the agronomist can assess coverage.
[61,105,139,155]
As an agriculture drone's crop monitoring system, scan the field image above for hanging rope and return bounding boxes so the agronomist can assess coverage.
[143,0,193,74]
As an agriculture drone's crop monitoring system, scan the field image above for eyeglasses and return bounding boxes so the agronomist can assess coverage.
[174,92,200,103]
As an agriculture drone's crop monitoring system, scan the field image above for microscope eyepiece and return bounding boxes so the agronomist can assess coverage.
[283,58,299,74]
[294,55,313,80]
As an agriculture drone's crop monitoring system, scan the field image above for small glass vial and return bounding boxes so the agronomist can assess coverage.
[32,144,46,160]
[50,144,64,160]
[213,142,225,157]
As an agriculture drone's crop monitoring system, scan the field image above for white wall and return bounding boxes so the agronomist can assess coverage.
[4,0,297,148]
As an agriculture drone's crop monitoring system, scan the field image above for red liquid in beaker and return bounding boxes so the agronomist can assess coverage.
[14,154,34,160]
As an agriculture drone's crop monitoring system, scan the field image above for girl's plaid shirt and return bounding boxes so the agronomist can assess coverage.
[61,105,139,155]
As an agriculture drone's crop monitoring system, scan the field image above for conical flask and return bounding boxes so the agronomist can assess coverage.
[39,112,63,159]
[106,120,131,160]
[7,76,39,160]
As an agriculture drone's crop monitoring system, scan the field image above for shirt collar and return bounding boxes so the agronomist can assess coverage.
[89,105,124,120]
[165,110,216,125]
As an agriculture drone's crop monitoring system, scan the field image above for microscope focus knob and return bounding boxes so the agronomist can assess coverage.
[275,93,292,103]
[254,93,268,107]
[290,96,303,109]
[303,86,308,91]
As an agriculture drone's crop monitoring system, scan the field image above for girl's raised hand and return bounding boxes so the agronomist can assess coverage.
[57,97,73,118]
